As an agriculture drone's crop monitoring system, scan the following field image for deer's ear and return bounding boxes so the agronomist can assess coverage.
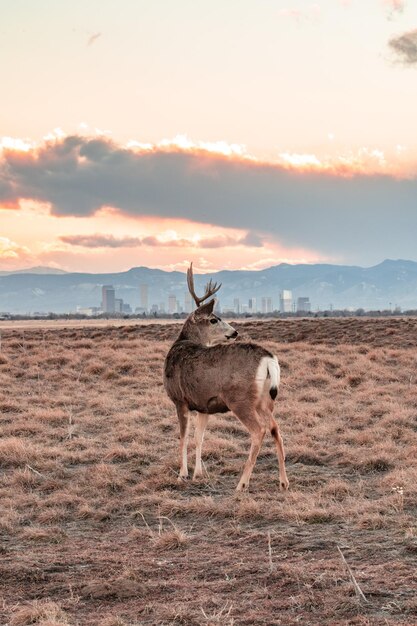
[195,299,215,317]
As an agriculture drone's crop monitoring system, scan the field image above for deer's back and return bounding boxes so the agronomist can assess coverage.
[164,340,275,413]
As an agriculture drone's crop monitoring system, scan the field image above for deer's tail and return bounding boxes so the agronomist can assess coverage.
[267,356,280,400]
[256,355,281,400]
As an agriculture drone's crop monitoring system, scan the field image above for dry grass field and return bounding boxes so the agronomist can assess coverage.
[1,318,416,625]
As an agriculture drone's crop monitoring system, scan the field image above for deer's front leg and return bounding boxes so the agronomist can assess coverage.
[176,403,190,480]
[193,412,209,479]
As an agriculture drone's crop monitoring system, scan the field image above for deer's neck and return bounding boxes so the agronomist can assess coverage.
[175,325,204,345]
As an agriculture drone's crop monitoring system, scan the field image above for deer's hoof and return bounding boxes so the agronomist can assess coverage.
[280,478,289,491]
[177,474,189,483]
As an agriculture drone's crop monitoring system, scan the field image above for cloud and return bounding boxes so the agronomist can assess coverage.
[60,234,141,248]
[341,1,405,16]
[0,237,29,259]
[389,29,417,65]
[60,232,263,249]
[2,135,417,264]
[278,4,321,23]
[383,0,405,15]
[87,32,102,47]
[190,233,263,249]
[0,237,33,268]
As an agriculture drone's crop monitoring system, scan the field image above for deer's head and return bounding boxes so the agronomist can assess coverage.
[181,264,238,346]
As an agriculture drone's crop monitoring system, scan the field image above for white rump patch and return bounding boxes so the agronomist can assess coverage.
[255,356,280,396]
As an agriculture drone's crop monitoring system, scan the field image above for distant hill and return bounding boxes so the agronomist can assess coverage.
[0,260,416,313]
[0,266,68,276]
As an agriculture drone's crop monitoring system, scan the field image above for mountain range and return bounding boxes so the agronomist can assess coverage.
[0,260,416,314]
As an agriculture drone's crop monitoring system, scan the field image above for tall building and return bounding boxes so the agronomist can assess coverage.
[184,291,193,314]
[139,284,149,312]
[280,290,293,313]
[168,294,177,314]
[261,297,273,314]
[248,298,257,313]
[233,297,241,314]
[297,297,311,313]
[102,285,115,313]
[114,298,124,313]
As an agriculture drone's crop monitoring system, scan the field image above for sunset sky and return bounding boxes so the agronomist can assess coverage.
[1,0,417,273]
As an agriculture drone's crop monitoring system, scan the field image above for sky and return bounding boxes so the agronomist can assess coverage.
[1,0,417,273]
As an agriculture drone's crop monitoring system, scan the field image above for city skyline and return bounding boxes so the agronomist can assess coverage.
[0,258,414,315]
[85,287,310,317]
[88,283,305,317]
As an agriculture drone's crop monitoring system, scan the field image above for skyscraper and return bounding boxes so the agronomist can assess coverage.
[297,297,311,312]
[168,294,177,314]
[114,298,124,313]
[139,284,149,312]
[102,285,115,313]
[261,297,273,314]
[184,291,193,314]
[280,290,293,313]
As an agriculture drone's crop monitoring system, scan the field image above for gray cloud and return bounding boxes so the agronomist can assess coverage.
[60,234,141,248]
[2,136,417,264]
[60,232,262,249]
[389,29,417,64]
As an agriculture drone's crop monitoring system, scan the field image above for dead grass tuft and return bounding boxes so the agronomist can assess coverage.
[0,437,41,467]
[200,601,234,625]
[303,508,335,524]
[152,527,188,551]
[236,496,262,519]
[362,456,393,473]
[81,578,144,600]
[10,600,70,626]
[20,525,67,543]
[100,618,130,626]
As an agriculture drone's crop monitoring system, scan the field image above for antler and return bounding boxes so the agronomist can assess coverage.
[187,262,222,307]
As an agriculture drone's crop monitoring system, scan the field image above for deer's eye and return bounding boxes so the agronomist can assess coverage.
[210,318,218,324]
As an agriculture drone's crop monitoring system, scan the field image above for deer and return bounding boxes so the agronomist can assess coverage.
[163,263,289,492]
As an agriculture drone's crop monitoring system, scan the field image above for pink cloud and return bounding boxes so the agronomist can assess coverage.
[0,237,33,269]
[384,0,405,12]
[86,32,102,47]
[278,4,321,23]
[59,232,263,249]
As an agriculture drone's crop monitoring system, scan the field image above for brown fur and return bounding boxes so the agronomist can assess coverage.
[163,296,289,491]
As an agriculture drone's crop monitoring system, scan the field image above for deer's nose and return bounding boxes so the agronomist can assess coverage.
[231,330,238,338]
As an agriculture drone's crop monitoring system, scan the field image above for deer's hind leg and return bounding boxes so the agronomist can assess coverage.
[229,401,266,491]
[270,415,289,490]
[258,402,289,491]
[193,412,209,480]
[176,403,190,480]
